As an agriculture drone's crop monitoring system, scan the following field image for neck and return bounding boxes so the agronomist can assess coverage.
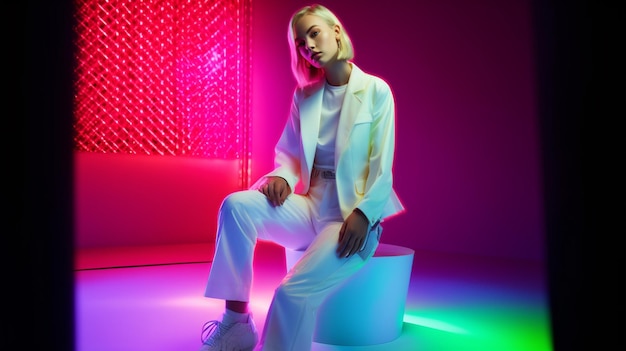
[324,61,352,86]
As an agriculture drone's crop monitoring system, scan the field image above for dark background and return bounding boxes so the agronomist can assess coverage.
[13,1,624,350]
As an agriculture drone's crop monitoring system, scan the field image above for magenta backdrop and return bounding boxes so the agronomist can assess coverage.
[251,0,544,261]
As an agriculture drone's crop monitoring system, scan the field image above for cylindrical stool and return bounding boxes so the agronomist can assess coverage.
[285,243,415,346]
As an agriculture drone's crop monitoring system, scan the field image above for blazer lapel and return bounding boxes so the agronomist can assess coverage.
[299,85,324,175]
[335,64,367,166]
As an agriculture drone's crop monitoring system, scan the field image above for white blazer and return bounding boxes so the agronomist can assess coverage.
[257,63,405,226]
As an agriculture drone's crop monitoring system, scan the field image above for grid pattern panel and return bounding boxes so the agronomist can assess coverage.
[73,0,250,162]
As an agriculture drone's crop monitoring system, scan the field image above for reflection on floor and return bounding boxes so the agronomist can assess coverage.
[75,242,552,351]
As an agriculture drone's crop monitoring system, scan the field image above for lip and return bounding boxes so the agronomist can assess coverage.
[311,52,321,60]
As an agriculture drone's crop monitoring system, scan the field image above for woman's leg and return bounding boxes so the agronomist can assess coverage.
[204,189,316,303]
[259,222,379,351]
[199,190,318,351]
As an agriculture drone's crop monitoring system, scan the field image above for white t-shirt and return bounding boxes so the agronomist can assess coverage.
[314,81,347,170]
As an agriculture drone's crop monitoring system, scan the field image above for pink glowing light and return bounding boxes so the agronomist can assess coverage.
[73,0,252,184]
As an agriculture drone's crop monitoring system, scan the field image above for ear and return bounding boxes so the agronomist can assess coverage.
[334,24,341,38]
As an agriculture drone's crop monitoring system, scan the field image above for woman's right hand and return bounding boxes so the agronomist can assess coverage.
[258,176,291,206]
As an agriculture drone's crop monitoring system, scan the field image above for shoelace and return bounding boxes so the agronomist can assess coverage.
[201,320,232,345]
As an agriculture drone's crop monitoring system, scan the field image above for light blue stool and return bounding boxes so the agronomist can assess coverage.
[285,243,415,346]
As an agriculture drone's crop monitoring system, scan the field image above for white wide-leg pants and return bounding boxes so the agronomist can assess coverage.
[204,170,379,351]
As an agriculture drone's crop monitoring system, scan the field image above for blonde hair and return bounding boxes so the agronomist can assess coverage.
[287,4,355,87]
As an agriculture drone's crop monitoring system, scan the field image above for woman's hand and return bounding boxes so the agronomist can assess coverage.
[337,209,369,258]
[258,176,291,206]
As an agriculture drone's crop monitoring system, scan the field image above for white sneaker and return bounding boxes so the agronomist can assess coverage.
[199,315,259,351]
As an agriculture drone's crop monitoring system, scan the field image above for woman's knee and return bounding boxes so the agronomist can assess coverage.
[220,190,261,212]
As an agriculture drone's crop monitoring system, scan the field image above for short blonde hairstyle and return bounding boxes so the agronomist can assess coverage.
[287,4,355,87]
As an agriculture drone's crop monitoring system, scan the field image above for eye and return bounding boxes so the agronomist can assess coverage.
[310,30,320,37]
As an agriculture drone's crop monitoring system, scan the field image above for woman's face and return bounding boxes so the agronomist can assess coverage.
[294,14,339,68]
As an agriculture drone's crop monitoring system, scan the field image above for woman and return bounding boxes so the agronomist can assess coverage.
[198,4,404,351]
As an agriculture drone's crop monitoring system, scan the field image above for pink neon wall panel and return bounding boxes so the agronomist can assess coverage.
[73,0,251,175]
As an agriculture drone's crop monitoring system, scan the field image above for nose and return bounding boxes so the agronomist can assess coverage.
[305,37,315,50]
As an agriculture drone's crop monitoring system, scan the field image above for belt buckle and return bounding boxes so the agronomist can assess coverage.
[322,170,335,179]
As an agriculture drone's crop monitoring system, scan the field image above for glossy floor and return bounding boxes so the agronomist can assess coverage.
[75,242,552,351]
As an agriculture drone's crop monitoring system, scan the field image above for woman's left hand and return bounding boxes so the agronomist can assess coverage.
[337,210,369,258]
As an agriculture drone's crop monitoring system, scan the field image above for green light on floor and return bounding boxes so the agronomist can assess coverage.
[404,314,470,335]
[403,307,552,351]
